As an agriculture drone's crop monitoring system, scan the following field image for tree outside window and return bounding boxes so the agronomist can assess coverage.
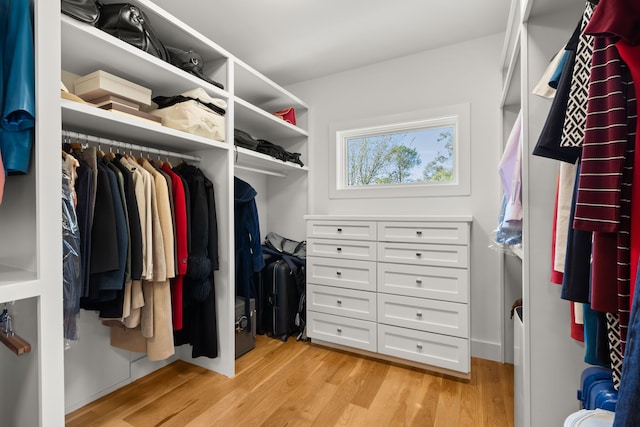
[345,125,455,188]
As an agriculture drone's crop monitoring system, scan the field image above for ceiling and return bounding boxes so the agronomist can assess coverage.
[152,1,511,87]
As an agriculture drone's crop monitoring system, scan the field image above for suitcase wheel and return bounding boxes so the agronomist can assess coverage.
[280,334,288,342]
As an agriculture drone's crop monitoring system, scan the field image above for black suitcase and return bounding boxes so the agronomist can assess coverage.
[263,259,301,341]
[255,252,278,335]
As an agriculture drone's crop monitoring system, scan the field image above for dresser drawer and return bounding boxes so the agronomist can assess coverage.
[377,263,468,303]
[377,293,468,338]
[378,221,469,245]
[307,220,377,241]
[308,284,376,321]
[307,311,377,352]
[378,324,469,373]
[377,242,468,268]
[307,238,377,261]
[307,257,376,291]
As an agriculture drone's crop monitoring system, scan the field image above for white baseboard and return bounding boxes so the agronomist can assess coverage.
[471,338,503,362]
[65,354,178,414]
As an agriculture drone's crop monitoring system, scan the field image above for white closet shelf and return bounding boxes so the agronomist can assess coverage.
[234,59,308,112]
[61,15,229,99]
[61,99,230,154]
[235,98,308,142]
[0,266,39,302]
[235,146,308,176]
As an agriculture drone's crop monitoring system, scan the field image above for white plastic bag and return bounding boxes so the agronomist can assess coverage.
[150,100,225,141]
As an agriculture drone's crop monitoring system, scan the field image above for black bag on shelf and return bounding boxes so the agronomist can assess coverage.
[166,46,224,90]
[234,129,260,150]
[95,3,169,62]
[256,139,304,167]
[61,0,100,24]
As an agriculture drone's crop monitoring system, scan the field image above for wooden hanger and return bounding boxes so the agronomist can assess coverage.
[0,306,31,355]
[0,331,31,355]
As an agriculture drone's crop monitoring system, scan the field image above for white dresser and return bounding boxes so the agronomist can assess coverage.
[305,215,472,377]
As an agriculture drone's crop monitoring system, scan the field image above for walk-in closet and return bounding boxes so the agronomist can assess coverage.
[1,0,638,426]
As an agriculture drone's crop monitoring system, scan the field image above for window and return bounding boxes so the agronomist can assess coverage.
[329,103,470,199]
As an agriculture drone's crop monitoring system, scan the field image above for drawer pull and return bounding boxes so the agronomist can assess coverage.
[337,300,342,305]
[416,253,422,258]
[416,279,423,285]
[416,343,423,350]
[337,228,343,233]
[416,230,423,236]
[336,247,342,252]
[337,328,342,333]
[336,271,342,276]
[416,312,423,318]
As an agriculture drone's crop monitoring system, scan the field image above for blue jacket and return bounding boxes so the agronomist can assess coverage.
[0,0,35,174]
[234,177,264,305]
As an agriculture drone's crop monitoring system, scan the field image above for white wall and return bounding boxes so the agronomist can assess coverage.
[287,32,506,361]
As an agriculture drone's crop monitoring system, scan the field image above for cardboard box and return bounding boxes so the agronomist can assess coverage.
[74,70,152,106]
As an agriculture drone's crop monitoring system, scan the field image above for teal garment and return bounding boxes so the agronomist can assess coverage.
[0,0,35,174]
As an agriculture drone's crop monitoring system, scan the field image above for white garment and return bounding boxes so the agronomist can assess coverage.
[554,161,578,273]
[532,47,565,99]
[498,112,523,223]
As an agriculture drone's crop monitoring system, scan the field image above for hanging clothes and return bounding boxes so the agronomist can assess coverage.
[234,177,265,326]
[162,163,188,331]
[173,163,219,359]
[532,17,582,162]
[62,155,81,341]
[0,0,35,176]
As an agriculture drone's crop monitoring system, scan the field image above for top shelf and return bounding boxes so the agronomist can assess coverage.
[234,59,309,113]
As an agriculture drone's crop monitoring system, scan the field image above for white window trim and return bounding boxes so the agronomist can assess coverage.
[329,103,471,199]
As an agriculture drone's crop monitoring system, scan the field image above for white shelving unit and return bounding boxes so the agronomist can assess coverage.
[1,0,309,424]
[501,0,589,426]
[0,0,64,426]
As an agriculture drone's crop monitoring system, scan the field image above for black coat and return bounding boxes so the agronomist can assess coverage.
[172,163,219,359]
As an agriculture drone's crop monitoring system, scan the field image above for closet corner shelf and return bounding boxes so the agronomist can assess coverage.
[61,99,230,154]
[234,98,309,142]
[235,146,308,176]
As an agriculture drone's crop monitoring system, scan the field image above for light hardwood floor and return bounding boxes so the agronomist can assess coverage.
[66,335,514,427]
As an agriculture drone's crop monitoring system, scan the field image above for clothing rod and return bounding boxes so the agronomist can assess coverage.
[61,130,201,162]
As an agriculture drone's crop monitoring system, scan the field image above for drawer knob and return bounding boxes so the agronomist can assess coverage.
[336,271,342,276]
[416,253,422,258]
[416,343,423,350]
[337,228,343,233]
[336,247,342,252]
[337,300,342,305]
[416,312,423,318]
[416,279,423,285]
[416,231,423,236]
[337,328,342,333]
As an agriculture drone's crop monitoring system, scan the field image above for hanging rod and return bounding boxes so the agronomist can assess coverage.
[61,130,201,163]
